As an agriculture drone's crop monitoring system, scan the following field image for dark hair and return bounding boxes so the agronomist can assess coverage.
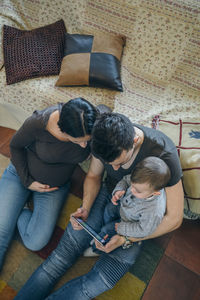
[91,113,135,162]
[131,156,171,191]
[57,98,98,137]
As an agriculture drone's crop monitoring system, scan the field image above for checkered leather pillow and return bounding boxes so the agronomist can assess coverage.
[3,20,66,85]
[55,33,126,91]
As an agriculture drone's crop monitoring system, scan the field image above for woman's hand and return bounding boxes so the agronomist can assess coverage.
[70,207,89,230]
[28,181,58,192]
[94,234,125,253]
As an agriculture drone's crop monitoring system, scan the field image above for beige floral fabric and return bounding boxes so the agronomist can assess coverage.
[0,0,199,130]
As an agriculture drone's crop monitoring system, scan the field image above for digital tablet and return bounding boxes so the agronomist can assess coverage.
[71,216,107,246]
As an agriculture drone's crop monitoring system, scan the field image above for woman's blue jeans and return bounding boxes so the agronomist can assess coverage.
[15,185,142,300]
[0,163,70,271]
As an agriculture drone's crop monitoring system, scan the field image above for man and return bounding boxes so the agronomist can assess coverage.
[15,113,184,300]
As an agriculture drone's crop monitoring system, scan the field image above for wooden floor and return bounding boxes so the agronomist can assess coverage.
[0,126,16,157]
[0,126,199,300]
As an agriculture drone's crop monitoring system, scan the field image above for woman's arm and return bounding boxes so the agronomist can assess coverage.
[10,115,40,187]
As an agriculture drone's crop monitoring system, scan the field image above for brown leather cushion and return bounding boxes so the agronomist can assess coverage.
[3,20,66,85]
[55,33,126,91]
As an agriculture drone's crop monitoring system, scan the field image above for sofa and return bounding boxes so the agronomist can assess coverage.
[0,0,199,298]
[1,0,200,129]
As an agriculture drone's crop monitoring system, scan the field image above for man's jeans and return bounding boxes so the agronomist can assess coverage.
[15,185,142,300]
[0,163,70,270]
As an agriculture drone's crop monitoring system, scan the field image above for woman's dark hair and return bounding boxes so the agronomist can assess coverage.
[91,113,135,162]
[57,98,98,137]
[131,156,171,191]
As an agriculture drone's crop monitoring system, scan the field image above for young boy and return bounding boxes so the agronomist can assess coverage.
[84,156,171,255]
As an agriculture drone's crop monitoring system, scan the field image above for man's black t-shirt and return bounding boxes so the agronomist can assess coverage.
[103,124,182,193]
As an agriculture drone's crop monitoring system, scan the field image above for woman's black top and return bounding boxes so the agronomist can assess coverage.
[10,104,90,187]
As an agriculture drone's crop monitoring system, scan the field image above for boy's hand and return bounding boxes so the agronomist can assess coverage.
[111,190,125,205]
[115,222,119,231]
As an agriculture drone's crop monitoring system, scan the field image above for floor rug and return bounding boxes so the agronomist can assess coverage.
[0,154,165,300]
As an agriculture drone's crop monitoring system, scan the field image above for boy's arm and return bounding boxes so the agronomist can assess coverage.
[117,214,163,238]
[112,174,131,195]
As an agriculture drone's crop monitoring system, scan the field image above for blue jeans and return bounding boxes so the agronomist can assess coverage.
[0,163,70,270]
[91,202,121,252]
[104,201,120,224]
[15,185,142,300]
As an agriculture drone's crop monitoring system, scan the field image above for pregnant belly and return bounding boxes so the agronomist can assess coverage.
[27,152,76,187]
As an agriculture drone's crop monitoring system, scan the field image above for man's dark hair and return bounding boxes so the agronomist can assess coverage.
[91,113,135,162]
[57,98,98,137]
[131,156,171,191]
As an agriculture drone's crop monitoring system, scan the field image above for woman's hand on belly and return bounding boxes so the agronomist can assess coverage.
[28,181,59,192]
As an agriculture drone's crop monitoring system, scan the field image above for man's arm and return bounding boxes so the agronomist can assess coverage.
[82,156,104,213]
[70,155,104,228]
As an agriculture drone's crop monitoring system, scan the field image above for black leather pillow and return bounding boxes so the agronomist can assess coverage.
[55,33,126,91]
[3,20,66,84]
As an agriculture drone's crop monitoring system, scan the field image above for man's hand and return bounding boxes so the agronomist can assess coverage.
[70,207,89,230]
[94,234,125,253]
[28,181,58,192]
[111,190,125,205]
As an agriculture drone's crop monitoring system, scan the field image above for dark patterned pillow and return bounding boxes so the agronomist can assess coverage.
[55,33,126,91]
[3,20,66,85]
